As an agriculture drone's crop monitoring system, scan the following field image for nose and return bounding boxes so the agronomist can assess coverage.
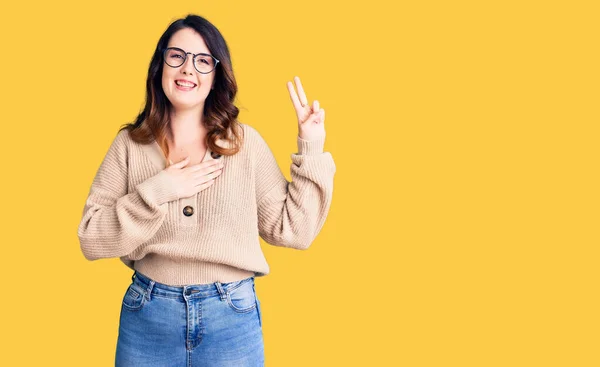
[181,55,195,75]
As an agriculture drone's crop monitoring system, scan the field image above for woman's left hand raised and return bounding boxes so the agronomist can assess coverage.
[287,76,326,141]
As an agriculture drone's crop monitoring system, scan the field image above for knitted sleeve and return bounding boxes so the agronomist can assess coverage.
[77,130,180,260]
[251,125,336,250]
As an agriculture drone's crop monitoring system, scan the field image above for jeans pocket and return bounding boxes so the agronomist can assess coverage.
[226,279,257,313]
[122,283,146,311]
[254,283,262,327]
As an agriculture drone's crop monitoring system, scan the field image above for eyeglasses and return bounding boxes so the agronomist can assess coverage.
[162,47,220,74]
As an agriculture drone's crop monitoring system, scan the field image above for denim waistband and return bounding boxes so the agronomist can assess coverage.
[131,270,255,300]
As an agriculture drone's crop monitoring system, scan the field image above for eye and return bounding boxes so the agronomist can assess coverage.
[196,57,210,65]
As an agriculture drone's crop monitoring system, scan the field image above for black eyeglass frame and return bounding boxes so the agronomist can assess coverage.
[162,47,220,74]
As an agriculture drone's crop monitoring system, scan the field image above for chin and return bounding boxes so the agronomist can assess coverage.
[170,100,205,111]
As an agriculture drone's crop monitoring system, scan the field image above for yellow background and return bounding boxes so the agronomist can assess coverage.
[1,0,598,366]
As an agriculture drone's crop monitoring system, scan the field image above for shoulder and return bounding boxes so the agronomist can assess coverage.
[237,122,267,147]
[115,128,132,145]
[104,128,129,146]
[113,127,147,151]
[102,128,132,159]
[237,122,275,159]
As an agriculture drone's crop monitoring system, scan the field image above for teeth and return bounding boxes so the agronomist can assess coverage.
[176,81,195,87]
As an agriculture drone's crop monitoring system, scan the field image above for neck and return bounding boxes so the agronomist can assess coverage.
[167,106,207,147]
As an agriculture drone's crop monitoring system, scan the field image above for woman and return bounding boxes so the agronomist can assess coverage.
[77,14,335,366]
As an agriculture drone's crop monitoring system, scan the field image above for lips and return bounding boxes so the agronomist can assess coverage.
[175,79,197,88]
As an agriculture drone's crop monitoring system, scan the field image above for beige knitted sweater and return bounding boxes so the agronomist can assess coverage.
[77,122,336,286]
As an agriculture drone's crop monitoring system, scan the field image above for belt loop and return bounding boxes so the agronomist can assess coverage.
[215,282,227,301]
[145,280,155,301]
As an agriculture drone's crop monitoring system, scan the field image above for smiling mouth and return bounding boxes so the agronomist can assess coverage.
[175,80,197,88]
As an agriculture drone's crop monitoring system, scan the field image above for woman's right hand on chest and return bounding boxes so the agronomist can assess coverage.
[164,156,224,198]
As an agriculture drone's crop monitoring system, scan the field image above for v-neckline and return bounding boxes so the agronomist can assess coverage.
[141,137,225,171]
[159,140,211,164]
[154,140,213,168]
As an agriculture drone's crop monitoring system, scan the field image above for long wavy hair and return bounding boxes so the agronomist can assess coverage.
[119,14,243,162]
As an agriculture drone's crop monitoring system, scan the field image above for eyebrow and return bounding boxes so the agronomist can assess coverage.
[167,46,212,56]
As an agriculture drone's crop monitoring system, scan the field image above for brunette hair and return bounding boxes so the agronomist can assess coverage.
[119,14,243,161]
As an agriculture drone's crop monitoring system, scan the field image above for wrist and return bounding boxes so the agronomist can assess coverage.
[297,135,325,155]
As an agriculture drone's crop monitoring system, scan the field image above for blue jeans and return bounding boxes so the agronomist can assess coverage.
[115,270,264,366]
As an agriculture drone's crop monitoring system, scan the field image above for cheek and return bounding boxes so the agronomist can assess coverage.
[162,73,169,91]
[162,70,174,90]
[200,76,215,90]
[199,81,211,91]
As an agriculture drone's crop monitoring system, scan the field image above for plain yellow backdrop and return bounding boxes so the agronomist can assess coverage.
[0,0,598,366]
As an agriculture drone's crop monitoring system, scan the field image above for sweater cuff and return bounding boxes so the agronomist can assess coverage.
[297,135,325,155]
[135,170,180,206]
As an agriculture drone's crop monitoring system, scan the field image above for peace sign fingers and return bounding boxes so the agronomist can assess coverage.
[293,76,309,107]
[285,76,327,141]
[287,76,314,124]
[287,76,309,109]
